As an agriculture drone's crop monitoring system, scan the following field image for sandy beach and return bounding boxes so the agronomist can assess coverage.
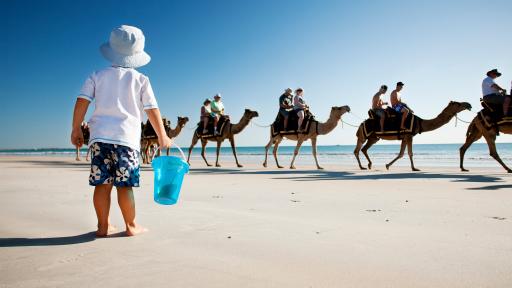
[1,155,511,287]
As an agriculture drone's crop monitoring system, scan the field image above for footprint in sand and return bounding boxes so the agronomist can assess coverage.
[490,216,506,220]
[37,253,85,271]
[366,209,382,212]
[290,199,301,203]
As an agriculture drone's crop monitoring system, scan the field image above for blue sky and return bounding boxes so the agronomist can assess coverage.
[2,0,511,149]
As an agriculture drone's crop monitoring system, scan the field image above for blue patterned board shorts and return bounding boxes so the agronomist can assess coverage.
[89,142,140,187]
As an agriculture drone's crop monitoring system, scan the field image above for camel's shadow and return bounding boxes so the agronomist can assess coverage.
[189,167,505,184]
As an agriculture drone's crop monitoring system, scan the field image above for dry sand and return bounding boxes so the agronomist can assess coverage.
[0,156,511,287]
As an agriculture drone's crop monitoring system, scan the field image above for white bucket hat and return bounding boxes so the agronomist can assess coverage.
[100,25,151,68]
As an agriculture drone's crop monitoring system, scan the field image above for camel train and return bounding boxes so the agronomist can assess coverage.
[76,83,512,173]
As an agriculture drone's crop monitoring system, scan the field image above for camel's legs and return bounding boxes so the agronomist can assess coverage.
[229,136,242,168]
[272,137,284,168]
[406,137,419,171]
[263,134,275,168]
[361,137,379,170]
[215,140,223,167]
[311,137,323,169]
[290,138,305,169]
[201,139,212,167]
[187,135,200,165]
[75,146,80,161]
[482,131,512,172]
[385,139,407,170]
[86,146,91,161]
[459,123,482,172]
[354,136,366,170]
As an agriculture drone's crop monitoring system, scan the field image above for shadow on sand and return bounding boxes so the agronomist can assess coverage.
[190,167,504,184]
[466,184,512,190]
[0,232,97,247]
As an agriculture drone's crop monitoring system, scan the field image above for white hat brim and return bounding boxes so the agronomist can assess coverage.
[100,42,151,68]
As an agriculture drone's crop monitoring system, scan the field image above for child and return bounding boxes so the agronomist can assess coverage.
[71,25,172,237]
[201,98,212,134]
[293,88,307,132]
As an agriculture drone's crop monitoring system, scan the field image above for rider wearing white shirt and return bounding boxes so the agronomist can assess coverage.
[482,69,509,116]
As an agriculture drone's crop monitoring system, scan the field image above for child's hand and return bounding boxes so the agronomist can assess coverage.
[158,135,173,149]
[71,128,84,148]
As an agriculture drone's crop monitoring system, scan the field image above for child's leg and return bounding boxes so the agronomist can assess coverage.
[297,110,305,130]
[380,114,385,132]
[202,117,208,131]
[117,186,147,236]
[93,184,113,237]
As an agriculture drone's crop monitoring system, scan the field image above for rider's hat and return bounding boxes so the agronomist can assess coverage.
[214,93,222,99]
[486,69,502,77]
[397,81,404,86]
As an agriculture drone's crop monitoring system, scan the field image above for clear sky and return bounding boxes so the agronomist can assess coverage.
[2,0,511,149]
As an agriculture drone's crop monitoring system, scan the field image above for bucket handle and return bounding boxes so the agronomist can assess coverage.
[151,143,187,162]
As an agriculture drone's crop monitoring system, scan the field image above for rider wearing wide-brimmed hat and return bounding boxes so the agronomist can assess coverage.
[482,69,509,115]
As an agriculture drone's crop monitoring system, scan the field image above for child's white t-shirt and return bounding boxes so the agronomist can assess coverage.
[78,66,158,151]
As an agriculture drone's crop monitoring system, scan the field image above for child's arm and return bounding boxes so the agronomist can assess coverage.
[71,98,90,147]
[146,108,173,148]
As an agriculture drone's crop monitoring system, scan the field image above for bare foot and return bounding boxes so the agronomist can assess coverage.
[126,224,148,237]
[75,157,80,161]
[96,224,117,237]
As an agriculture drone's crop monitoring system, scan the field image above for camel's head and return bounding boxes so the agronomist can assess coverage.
[448,101,472,113]
[244,109,259,118]
[331,105,351,119]
[177,116,189,127]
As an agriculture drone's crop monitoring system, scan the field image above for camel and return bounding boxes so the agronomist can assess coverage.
[263,106,351,169]
[187,109,259,167]
[354,101,472,171]
[141,116,189,164]
[459,111,512,173]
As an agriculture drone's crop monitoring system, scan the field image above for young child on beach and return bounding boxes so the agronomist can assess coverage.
[71,25,172,237]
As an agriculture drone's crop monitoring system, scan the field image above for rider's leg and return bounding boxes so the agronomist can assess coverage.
[503,96,511,116]
[297,110,305,131]
[379,113,385,132]
[400,107,409,130]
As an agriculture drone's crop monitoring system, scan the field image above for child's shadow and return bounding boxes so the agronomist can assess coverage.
[0,231,126,247]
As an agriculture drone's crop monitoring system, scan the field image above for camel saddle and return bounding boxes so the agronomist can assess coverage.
[195,115,230,139]
[363,107,420,138]
[271,110,316,137]
[478,98,512,129]
[141,119,171,139]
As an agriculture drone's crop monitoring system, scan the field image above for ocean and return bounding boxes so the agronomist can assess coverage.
[1,143,511,168]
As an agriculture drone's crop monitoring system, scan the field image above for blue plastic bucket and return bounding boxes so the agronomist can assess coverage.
[151,145,189,205]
